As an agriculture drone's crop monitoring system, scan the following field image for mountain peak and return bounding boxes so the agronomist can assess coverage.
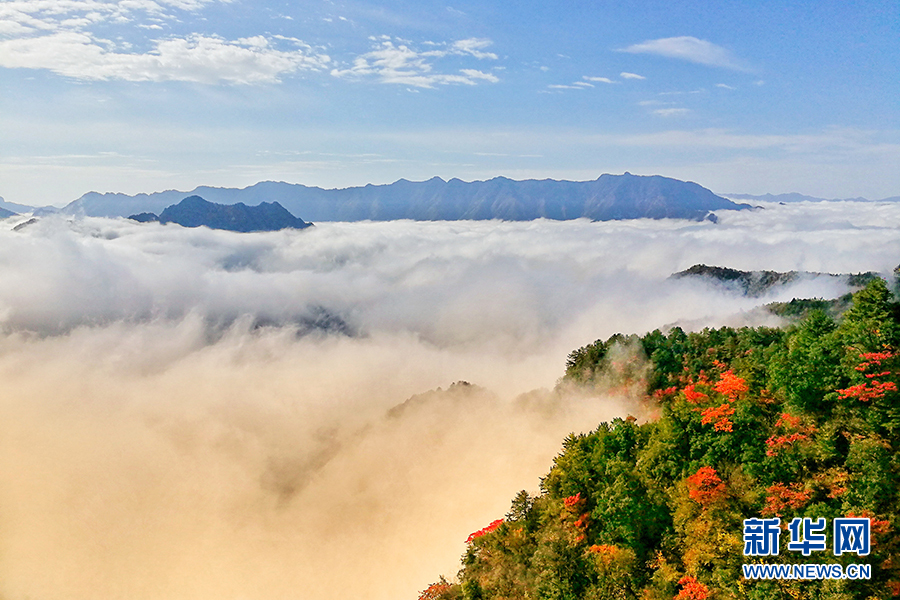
[130,195,312,232]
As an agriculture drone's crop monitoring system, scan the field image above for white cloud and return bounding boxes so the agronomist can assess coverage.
[584,75,615,84]
[716,83,736,90]
[451,38,498,60]
[0,0,220,34]
[653,108,691,117]
[331,38,499,88]
[459,68,499,83]
[620,71,645,80]
[621,36,749,71]
[0,0,327,84]
[0,31,330,84]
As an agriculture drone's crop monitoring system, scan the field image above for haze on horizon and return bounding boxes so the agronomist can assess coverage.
[1,0,898,205]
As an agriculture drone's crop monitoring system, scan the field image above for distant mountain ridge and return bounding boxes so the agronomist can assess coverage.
[129,196,312,232]
[67,173,752,222]
[723,192,900,203]
[672,263,880,297]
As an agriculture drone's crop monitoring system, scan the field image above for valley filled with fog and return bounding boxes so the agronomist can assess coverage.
[1,200,899,600]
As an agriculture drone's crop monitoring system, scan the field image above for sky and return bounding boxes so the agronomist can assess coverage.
[0,0,899,205]
[1,201,899,599]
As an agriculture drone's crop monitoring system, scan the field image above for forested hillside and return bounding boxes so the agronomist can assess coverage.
[422,278,900,599]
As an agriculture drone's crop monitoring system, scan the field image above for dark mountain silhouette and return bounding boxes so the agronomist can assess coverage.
[73,173,751,222]
[129,196,312,232]
[672,263,879,297]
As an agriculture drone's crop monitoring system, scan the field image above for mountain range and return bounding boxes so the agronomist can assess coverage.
[723,192,900,203]
[62,173,750,222]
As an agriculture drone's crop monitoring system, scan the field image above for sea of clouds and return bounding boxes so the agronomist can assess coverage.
[0,201,898,600]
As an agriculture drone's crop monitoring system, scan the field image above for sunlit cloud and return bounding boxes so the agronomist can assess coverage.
[620,71,645,80]
[330,37,500,88]
[620,36,749,71]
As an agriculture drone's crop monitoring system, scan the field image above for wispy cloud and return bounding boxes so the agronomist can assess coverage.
[0,32,330,84]
[653,108,691,117]
[583,76,616,84]
[331,38,500,88]
[620,72,645,80]
[620,36,749,71]
[451,38,498,60]
[716,83,736,90]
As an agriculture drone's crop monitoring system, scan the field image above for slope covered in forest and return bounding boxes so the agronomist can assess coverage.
[422,279,900,600]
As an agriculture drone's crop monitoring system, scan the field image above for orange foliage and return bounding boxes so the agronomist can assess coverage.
[564,492,585,510]
[714,370,748,401]
[654,386,679,400]
[675,575,709,600]
[848,510,892,536]
[589,544,625,567]
[837,381,898,402]
[765,413,816,456]
[419,582,451,600]
[589,543,619,555]
[466,519,503,543]
[775,413,802,430]
[686,467,726,506]
[816,469,849,499]
[683,384,707,404]
[842,350,898,401]
[700,403,735,432]
[855,350,896,372]
[763,483,812,516]
[573,512,590,530]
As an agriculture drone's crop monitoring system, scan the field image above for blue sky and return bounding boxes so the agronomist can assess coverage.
[0,0,898,205]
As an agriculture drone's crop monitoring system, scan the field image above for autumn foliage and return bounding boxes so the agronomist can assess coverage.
[763,482,812,516]
[675,576,709,600]
[714,369,749,400]
[700,403,735,432]
[466,519,503,544]
[685,466,726,506]
[418,581,451,600]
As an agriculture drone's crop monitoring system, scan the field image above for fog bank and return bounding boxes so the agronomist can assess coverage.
[0,201,898,599]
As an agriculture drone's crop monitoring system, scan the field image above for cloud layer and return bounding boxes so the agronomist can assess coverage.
[0,202,898,599]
